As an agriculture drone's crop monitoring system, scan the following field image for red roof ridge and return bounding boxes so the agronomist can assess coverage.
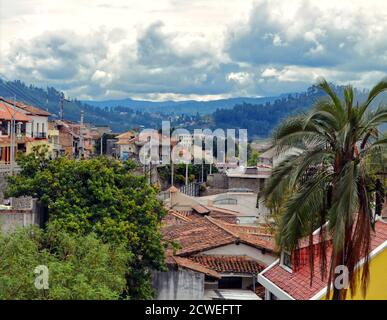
[189,254,265,274]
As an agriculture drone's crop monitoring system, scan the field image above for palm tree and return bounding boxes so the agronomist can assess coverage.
[263,78,387,300]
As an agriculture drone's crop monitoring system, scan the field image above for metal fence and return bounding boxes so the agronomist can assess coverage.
[179,182,201,197]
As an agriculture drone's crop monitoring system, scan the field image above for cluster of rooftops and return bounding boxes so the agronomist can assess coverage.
[160,186,387,300]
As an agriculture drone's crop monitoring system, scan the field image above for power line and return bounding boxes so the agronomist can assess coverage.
[0,78,44,107]
[0,74,59,109]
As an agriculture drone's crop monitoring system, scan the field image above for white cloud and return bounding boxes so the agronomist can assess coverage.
[0,0,386,99]
[227,72,251,85]
[261,68,279,78]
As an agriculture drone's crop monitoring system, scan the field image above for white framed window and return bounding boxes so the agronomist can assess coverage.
[280,250,293,272]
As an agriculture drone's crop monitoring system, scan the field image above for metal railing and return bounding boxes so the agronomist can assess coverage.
[179,182,201,197]
[32,132,47,139]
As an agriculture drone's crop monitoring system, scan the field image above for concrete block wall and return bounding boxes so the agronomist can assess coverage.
[152,269,204,300]
[0,209,39,234]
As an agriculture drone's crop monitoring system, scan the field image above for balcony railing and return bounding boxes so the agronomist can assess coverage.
[32,132,47,139]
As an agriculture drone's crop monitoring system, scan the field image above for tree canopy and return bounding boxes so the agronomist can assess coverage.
[6,151,166,299]
[0,224,129,300]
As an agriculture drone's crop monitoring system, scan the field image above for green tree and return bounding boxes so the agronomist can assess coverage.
[247,149,261,166]
[0,224,129,300]
[6,154,166,299]
[264,78,387,300]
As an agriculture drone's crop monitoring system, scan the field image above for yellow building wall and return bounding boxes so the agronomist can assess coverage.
[26,140,50,154]
[322,247,387,300]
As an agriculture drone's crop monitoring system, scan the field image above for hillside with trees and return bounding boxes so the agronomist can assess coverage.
[0,78,174,132]
[212,84,377,138]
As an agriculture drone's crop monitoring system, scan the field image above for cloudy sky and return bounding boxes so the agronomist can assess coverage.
[1,0,386,101]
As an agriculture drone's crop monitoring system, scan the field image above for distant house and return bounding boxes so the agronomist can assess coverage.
[0,98,51,159]
[48,120,93,158]
[0,98,51,140]
[258,219,387,300]
[48,121,61,158]
[115,131,178,162]
[0,99,32,164]
[115,131,137,160]
[226,166,270,192]
[198,191,269,224]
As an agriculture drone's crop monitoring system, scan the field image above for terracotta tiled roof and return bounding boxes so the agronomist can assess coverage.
[192,204,210,215]
[172,256,221,278]
[162,209,192,226]
[190,255,265,274]
[0,98,51,116]
[162,216,236,256]
[0,101,31,121]
[116,131,136,140]
[261,221,387,300]
[162,210,275,256]
[206,217,276,251]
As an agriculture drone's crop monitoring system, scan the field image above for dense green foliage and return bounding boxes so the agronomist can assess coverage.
[0,224,129,300]
[264,78,387,299]
[6,150,166,299]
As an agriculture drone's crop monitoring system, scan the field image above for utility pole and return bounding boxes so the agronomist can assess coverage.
[201,159,204,183]
[171,151,174,187]
[79,110,84,159]
[59,93,64,120]
[10,96,16,175]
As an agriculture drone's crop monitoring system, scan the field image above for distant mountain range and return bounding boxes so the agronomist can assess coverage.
[0,77,384,136]
[83,96,280,115]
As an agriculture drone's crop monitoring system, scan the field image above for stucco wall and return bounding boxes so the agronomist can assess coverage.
[207,173,228,189]
[153,269,204,300]
[27,115,48,137]
[228,177,260,192]
[323,246,387,300]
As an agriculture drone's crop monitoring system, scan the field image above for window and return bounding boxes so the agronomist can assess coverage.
[281,251,293,271]
[218,277,242,289]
